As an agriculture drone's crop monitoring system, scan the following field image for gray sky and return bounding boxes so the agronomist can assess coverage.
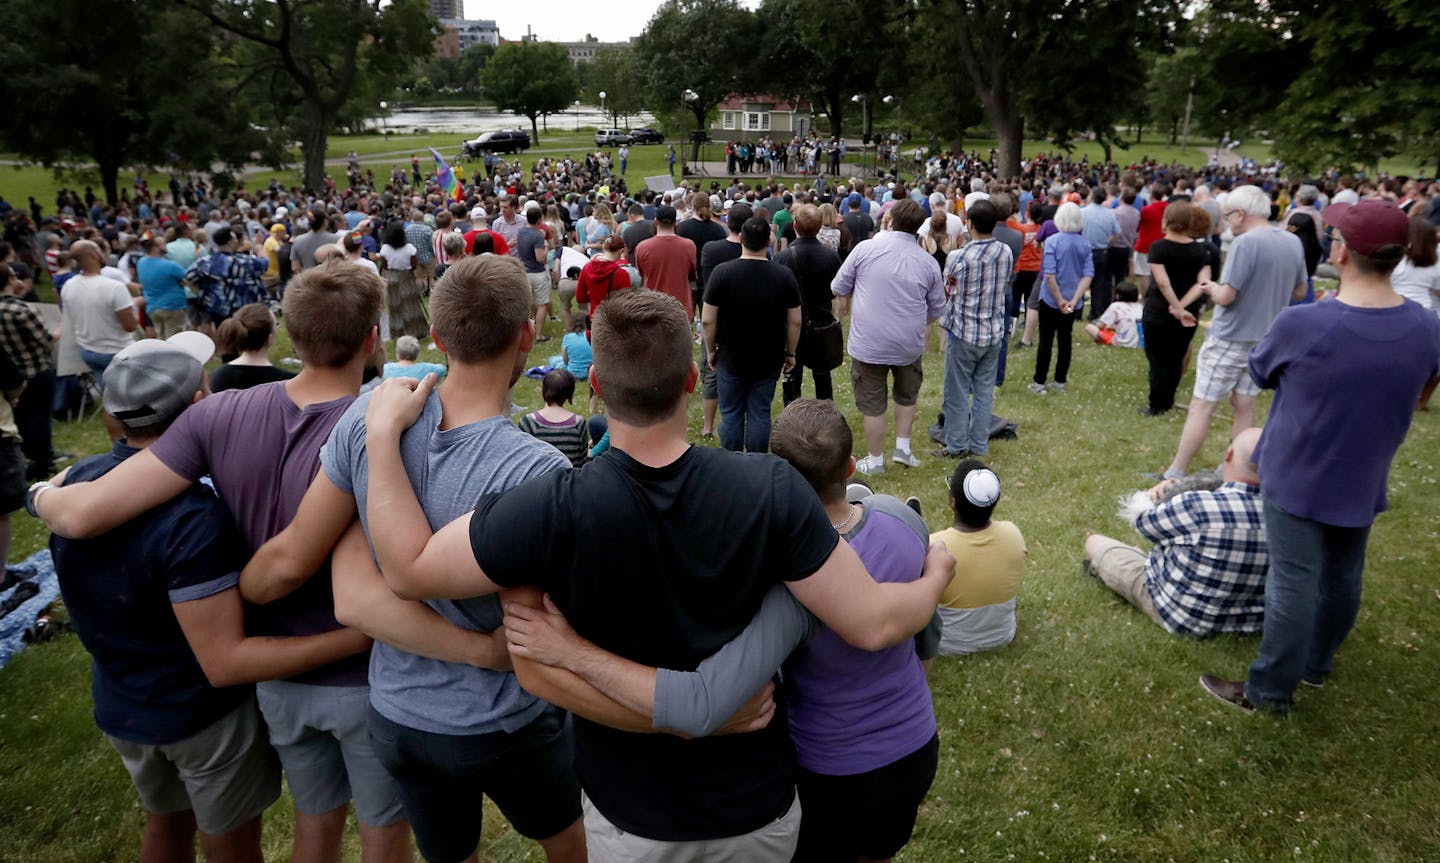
[466,0,759,44]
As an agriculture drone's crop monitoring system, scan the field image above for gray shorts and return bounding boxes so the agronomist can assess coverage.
[699,343,718,400]
[1192,333,1261,402]
[255,680,406,826]
[582,791,800,863]
[107,698,281,836]
[850,357,923,415]
[1133,250,1151,276]
[528,271,552,306]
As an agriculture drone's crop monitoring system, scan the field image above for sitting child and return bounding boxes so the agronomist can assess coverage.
[517,369,591,467]
[930,458,1028,655]
[382,334,447,381]
[1084,281,1144,348]
[560,317,597,414]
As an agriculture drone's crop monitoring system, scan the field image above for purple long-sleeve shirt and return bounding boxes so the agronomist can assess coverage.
[831,230,946,365]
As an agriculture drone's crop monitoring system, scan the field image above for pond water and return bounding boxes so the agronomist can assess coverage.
[370,106,657,136]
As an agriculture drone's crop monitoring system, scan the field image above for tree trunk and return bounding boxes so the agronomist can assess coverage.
[1103,140,1113,164]
[300,105,330,194]
[528,113,540,144]
[98,157,120,210]
[1169,117,1179,145]
[993,110,1024,178]
[1134,122,1142,144]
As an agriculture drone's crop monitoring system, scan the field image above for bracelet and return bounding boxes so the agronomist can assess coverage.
[785,351,796,357]
[25,481,52,519]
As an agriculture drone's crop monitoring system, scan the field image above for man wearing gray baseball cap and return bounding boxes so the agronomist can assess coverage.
[38,332,369,863]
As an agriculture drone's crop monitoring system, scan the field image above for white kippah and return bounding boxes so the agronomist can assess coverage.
[962,468,1001,508]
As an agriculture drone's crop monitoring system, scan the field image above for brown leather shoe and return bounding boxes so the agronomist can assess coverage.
[1199,674,1256,713]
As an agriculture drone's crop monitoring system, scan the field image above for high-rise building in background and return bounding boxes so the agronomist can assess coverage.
[429,0,461,19]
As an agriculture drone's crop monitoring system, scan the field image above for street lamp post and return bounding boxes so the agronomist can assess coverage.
[680,88,698,176]
[599,91,607,127]
[574,99,581,132]
[379,100,388,136]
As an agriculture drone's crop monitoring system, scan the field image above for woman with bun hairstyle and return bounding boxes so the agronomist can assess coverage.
[210,303,294,392]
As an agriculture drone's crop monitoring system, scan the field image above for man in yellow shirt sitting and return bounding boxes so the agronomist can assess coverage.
[929,459,1027,655]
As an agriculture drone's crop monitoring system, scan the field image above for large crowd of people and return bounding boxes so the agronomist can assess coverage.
[1,139,1438,863]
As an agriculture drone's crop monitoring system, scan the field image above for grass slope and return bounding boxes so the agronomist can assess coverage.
[1,307,1438,861]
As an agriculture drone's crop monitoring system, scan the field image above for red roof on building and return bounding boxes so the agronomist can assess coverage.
[716,94,811,113]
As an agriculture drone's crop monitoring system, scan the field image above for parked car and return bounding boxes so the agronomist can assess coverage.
[595,128,632,147]
[628,127,665,145]
[461,129,531,156]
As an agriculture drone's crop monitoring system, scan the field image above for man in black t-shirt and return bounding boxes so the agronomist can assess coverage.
[774,204,841,404]
[702,217,802,453]
[695,202,750,439]
[361,289,953,862]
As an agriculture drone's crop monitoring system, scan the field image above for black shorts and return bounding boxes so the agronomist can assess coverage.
[0,439,26,513]
[793,734,939,863]
[367,705,581,863]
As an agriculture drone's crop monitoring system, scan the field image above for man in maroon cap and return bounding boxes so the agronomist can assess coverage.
[1201,199,1440,713]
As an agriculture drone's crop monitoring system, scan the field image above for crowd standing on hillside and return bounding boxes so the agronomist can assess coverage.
[3,140,1439,862]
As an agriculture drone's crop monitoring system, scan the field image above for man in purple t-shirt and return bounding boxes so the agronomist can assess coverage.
[1201,200,1440,714]
[35,261,420,862]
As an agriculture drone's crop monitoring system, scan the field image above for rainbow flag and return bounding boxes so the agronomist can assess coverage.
[430,147,464,203]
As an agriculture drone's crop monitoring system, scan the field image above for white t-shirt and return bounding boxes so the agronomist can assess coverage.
[347,255,380,276]
[65,274,136,354]
[378,243,417,271]
[1391,259,1440,312]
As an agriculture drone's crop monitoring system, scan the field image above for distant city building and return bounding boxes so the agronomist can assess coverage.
[429,0,461,18]
[437,18,501,57]
[562,40,632,64]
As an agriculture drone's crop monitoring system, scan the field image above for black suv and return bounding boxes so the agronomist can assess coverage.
[461,129,531,157]
[628,127,665,145]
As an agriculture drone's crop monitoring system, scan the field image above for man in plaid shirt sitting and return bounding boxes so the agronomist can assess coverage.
[1081,427,1267,636]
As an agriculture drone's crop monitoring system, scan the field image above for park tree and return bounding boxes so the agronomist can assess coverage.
[1272,0,1440,175]
[634,0,757,161]
[481,41,579,142]
[458,44,496,94]
[933,0,1172,176]
[585,46,646,127]
[177,0,437,192]
[0,0,275,205]
[756,0,897,141]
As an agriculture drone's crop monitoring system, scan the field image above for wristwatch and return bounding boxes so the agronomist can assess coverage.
[25,481,52,519]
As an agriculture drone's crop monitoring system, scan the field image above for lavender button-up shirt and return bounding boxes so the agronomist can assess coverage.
[831,231,946,366]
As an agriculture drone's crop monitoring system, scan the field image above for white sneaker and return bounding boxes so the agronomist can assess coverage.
[1051,382,1066,393]
[891,449,921,469]
[1027,382,1048,395]
[854,456,885,477]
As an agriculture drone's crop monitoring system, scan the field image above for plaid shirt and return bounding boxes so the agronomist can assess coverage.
[941,238,1013,346]
[184,253,269,319]
[405,222,435,265]
[0,295,54,377]
[1137,481,1268,636]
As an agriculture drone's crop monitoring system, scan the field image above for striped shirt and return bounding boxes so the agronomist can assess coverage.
[1136,481,1268,636]
[940,238,1013,346]
[516,411,591,469]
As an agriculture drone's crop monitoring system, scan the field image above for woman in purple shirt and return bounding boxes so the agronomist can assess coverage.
[1031,202,1094,394]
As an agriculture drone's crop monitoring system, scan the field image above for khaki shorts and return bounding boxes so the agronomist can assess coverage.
[107,698,281,836]
[1192,333,1260,403]
[149,308,188,340]
[528,272,552,306]
[850,358,923,416]
[582,791,800,863]
[557,277,578,312]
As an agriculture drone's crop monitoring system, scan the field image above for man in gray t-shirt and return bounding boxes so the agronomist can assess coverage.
[238,255,589,863]
[1162,185,1307,480]
[290,216,340,271]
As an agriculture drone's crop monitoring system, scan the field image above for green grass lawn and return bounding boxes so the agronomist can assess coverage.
[1,302,1438,861]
